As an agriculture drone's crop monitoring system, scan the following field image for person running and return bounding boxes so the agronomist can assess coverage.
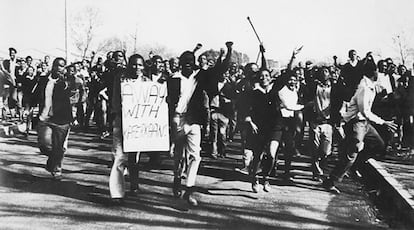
[246,69,283,192]
[39,57,74,179]
[323,59,398,194]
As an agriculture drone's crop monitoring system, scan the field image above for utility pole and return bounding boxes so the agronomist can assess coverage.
[64,0,68,61]
[134,24,138,53]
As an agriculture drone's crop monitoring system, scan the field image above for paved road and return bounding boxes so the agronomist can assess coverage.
[0,129,388,229]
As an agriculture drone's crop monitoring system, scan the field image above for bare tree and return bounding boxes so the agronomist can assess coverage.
[392,31,413,65]
[70,6,101,60]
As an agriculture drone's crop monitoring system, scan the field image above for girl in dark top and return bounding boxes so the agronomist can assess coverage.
[245,69,283,193]
[21,66,38,135]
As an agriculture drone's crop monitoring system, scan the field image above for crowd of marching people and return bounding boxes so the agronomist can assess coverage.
[0,41,413,206]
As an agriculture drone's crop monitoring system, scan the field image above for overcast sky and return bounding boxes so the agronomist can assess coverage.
[1,0,414,65]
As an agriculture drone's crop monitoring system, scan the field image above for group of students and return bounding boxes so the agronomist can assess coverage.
[1,42,413,207]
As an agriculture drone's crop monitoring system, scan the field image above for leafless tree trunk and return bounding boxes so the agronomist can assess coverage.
[70,7,101,60]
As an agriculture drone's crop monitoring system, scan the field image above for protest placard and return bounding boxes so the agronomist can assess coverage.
[121,79,170,152]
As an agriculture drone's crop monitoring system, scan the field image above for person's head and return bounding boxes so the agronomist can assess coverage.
[293,67,304,81]
[74,62,81,72]
[229,62,238,74]
[163,60,170,72]
[318,66,331,82]
[25,56,33,65]
[27,66,35,76]
[151,55,164,73]
[348,49,357,61]
[113,50,124,65]
[82,59,89,68]
[397,64,407,76]
[198,54,208,69]
[388,63,397,74]
[207,59,215,68]
[44,55,50,63]
[9,47,16,59]
[66,65,76,77]
[259,69,272,88]
[363,60,378,81]
[51,57,66,79]
[20,60,28,69]
[385,57,393,66]
[97,57,103,65]
[169,57,179,73]
[305,61,313,70]
[41,62,48,72]
[179,51,196,76]
[128,54,145,78]
[106,51,113,60]
[330,66,340,80]
[244,63,259,78]
[377,60,387,73]
[287,75,298,90]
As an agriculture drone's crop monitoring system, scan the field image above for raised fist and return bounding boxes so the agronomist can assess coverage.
[226,41,233,49]
[259,44,265,53]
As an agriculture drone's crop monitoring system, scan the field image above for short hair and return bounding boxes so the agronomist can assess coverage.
[26,56,32,60]
[179,51,195,67]
[363,59,377,77]
[348,49,356,58]
[9,47,16,53]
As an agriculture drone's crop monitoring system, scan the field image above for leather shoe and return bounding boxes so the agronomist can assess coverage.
[183,187,198,207]
[173,177,182,198]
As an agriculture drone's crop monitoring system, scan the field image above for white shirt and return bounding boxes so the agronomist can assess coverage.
[39,76,57,121]
[278,85,302,118]
[377,72,393,94]
[174,70,199,114]
[315,82,331,120]
[342,76,385,125]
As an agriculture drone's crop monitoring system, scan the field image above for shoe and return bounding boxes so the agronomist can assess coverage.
[263,180,271,192]
[128,188,140,197]
[173,177,182,198]
[235,166,249,175]
[111,198,124,206]
[100,131,110,140]
[283,172,293,182]
[322,179,340,194]
[293,148,302,158]
[252,180,260,193]
[129,184,140,196]
[312,174,323,183]
[183,187,198,207]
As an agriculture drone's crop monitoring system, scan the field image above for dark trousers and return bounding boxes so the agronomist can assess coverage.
[209,112,229,156]
[282,117,296,174]
[330,120,385,182]
[46,122,71,173]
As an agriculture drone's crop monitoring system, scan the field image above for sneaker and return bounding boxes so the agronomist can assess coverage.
[252,180,260,193]
[263,181,271,192]
[235,166,249,175]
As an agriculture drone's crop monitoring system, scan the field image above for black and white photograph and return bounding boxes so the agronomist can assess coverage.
[0,0,413,229]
